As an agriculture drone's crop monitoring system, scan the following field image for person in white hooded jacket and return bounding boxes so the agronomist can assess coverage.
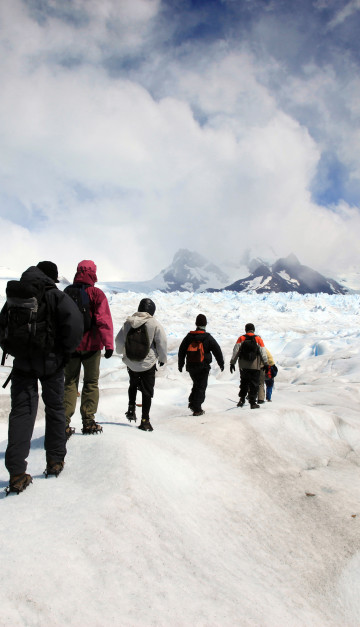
[115,298,167,431]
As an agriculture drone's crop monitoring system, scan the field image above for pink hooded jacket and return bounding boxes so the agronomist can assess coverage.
[73,260,114,352]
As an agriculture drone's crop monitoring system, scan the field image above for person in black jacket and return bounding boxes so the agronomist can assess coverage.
[1,262,84,494]
[178,314,224,416]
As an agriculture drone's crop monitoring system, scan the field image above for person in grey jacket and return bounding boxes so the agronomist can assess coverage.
[230,322,269,409]
[115,298,167,431]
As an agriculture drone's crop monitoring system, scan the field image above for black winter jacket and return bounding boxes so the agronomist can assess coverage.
[178,329,224,371]
[1,266,84,376]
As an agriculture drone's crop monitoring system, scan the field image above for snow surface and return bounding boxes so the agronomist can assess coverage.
[1,290,360,627]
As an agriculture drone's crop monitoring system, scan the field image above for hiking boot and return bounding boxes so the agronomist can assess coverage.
[82,421,103,434]
[125,405,137,422]
[237,398,245,407]
[266,399,272,402]
[44,460,64,478]
[6,473,33,495]
[193,409,205,416]
[258,400,265,404]
[138,418,153,432]
[65,425,75,440]
[251,403,260,409]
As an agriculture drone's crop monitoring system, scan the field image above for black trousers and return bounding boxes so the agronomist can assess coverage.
[127,365,156,419]
[239,369,260,405]
[188,366,210,411]
[5,367,67,476]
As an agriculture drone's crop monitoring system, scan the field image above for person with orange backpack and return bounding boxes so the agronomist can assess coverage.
[178,314,224,416]
[230,322,269,409]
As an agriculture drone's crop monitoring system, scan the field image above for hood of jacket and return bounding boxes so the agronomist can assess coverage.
[74,260,98,286]
[21,266,57,289]
[126,311,152,329]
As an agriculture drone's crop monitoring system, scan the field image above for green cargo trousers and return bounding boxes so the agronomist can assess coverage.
[64,350,101,426]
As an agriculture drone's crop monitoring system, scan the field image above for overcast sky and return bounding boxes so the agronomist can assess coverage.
[1,0,360,281]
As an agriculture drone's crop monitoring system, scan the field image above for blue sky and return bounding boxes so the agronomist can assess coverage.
[0,0,360,280]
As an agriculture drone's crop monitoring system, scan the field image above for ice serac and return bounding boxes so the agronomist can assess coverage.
[220,254,348,294]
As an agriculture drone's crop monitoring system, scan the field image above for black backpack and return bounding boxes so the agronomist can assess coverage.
[64,283,92,332]
[238,334,259,363]
[0,278,55,359]
[125,324,150,361]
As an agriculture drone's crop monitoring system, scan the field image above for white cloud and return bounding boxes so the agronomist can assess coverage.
[0,1,359,281]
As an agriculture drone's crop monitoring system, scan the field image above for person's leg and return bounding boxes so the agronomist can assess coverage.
[239,369,249,404]
[63,355,82,427]
[138,366,156,430]
[127,368,139,405]
[190,368,209,413]
[41,368,67,466]
[258,369,265,402]
[5,370,38,477]
[80,351,101,423]
[266,379,274,401]
[248,370,261,406]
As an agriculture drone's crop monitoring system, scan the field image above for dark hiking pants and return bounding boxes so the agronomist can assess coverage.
[64,350,101,425]
[239,369,260,405]
[127,365,156,420]
[188,366,210,411]
[5,367,67,476]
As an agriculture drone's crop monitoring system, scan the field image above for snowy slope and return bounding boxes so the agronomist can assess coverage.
[0,291,360,626]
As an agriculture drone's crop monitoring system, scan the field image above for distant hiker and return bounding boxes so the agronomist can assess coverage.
[178,314,224,416]
[63,260,114,437]
[263,348,278,402]
[0,261,84,494]
[230,323,269,409]
[115,298,167,432]
[257,347,276,403]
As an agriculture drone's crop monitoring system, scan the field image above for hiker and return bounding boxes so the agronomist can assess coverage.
[230,322,269,409]
[0,261,84,494]
[63,260,114,437]
[258,347,277,403]
[178,314,224,416]
[115,298,167,432]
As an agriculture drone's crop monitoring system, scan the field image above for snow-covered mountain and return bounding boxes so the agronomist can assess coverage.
[98,249,229,294]
[219,254,348,295]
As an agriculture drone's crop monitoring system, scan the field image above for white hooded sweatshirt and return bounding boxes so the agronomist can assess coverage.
[115,311,167,372]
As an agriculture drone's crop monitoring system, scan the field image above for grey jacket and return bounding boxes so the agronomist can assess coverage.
[230,333,269,371]
[115,311,167,372]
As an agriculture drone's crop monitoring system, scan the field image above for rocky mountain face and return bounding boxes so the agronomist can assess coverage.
[220,254,348,294]
[159,249,229,292]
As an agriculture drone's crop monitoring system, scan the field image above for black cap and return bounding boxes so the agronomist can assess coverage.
[196,314,207,327]
[138,298,156,316]
[245,322,255,332]
[37,261,59,283]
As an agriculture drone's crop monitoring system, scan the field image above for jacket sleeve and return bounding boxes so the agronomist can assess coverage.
[92,289,114,350]
[178,335,190,369]
[209,336,224,369]
[256,336,269,366]
[153,321,167,363]
[55,291,84,354]
[115,324,126,355]
[230,336,242,365]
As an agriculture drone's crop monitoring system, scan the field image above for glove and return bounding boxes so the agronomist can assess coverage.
[104,349,113,359]
[158,361,164,367]
[230,363,235,374]
[178,365,183,373]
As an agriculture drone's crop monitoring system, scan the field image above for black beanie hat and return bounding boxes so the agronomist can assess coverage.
[138,298,156,316]
[245,322,255,332]
[37,261,59,283]
[196,314,207,327]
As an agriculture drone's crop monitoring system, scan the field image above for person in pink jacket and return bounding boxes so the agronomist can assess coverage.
[63,260,114,436]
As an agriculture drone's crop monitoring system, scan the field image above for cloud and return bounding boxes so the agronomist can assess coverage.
[0,0,359,282]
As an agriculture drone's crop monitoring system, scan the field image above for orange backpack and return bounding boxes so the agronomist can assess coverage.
[186,338,205,364]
